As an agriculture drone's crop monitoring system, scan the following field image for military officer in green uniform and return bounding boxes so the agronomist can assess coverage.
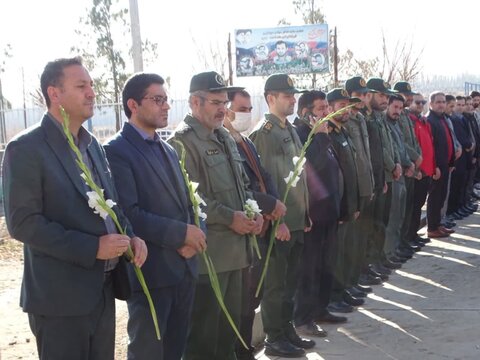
[324,89,364,312]
[394,81,424,254]
[249,74,313,358]
[343,77,376,295]
[168,71,263,360]
[366,78,407,264]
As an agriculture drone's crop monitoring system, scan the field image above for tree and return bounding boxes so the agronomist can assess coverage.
[71,0,158,130]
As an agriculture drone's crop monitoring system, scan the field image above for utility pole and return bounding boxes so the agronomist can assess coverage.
[22,67,27,129]
[227,34,233,85]
[333,27,339,87]
[129,0,143,72]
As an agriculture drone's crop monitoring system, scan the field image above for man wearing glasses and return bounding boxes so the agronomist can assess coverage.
[104,73,207,359]
[169,71,263,360]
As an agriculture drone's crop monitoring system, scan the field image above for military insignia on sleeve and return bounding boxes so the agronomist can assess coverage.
[263,121,273,132]
[206,149,220,155]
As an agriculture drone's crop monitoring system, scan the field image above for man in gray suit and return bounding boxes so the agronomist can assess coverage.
[2,57,147,360]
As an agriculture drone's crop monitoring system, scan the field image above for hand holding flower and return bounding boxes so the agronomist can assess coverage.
[96,234,130,259]
[275,223,291,241]
[130,237,148,267]
[229,211,256,235]
[184,224,207,252]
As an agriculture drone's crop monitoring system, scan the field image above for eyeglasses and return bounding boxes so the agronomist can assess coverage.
[198,96,230,107]
[143,95,169,106]
[415,100,427,105]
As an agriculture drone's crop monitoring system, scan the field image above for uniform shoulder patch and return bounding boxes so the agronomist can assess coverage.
[262,121,274,133]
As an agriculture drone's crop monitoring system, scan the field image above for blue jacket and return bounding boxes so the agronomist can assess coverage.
[104,122,197,291]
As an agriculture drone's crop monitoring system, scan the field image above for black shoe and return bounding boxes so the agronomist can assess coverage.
[327,300,354,313]
[443,220,457,228]
[358,273,382,285]
[264,338,305,358]
[456,209,470,217]
[295,321,328,337]
[285,326,316,349]
[367,267,389,281]
[416,235,431,244]
[396,248,413,259]
[382,258,402,269]
[236,347,256,360]
[316,311,348,324]
[343,291,365,306]
[347,286,367,298]
[389,255,407,263]
[354,284,373,293]
[370,263,392,276]
[405,243,422,252]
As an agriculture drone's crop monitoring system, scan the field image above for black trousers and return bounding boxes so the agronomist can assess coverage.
[448,167,468,215]
[427,169,448,231]
[28,275,115,360]
[294,221,337,326]
[407,176,431,242]
[427,170,449,231]
[127,273,195,360]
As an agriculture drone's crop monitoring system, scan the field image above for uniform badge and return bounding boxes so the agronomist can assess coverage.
[359,78,366,87]
[206,149,220,155]
[215,74,225,86]
[263,121,273,131]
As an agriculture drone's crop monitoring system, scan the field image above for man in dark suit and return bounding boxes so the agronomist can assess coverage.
[427,92,456,238]
[2,57,147,360]
[293,90,347,333]
[104,73,207,360]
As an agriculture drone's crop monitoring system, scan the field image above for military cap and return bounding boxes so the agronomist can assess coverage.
[326,88,362,104]
[393,81,417,95]
[345,76,375,95]
[366,78,397,95]
[190,71,244,93]
[264,73,305,93]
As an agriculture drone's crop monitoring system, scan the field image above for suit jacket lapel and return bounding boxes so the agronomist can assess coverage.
[42,115,88,201]
[122,123,184,210]
[87,141,115,200]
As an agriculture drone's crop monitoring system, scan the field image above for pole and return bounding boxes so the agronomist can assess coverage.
[0,77,6,146]
[227,33,233,86]
[129,0,144,72]
[333,27,338,87]
[22,67,27,129]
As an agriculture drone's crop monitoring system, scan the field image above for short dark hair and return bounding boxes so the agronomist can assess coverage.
[40,56,83,108]
[445,94,455,103]
[470,90,480,98]
[455,95,466,102]
[122,73,165,118]
[275,40,287,48]
[389,94,405,105]
[430,91,445,103]
[228,89,250,102]
[297,90,326,116]
[465,96,472,101]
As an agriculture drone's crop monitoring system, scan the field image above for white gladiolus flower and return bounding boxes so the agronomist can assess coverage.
[191,181,199,192]
[194,192,206,206]
[198,208,208,220]
[293,156,306,169]
[245,199,261,216]
[86,190,116,220]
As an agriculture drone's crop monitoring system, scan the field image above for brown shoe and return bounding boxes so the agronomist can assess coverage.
[439,225,455,234]
[427,229,449,238]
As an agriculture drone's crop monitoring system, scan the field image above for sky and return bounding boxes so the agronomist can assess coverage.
[1,0,479,108]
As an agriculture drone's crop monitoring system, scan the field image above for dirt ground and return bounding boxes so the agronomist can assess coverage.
[1,212,480,360]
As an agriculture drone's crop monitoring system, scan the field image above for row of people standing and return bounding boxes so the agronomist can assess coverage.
[4,55,479,360]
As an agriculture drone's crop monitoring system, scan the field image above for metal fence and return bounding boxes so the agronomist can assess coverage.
[465,82,480,95]
[0,95,271,150]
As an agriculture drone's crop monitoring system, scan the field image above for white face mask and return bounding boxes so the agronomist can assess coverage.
[231,112,252,133]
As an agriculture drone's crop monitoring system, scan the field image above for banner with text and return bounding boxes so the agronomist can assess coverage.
[235,24,329,77]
